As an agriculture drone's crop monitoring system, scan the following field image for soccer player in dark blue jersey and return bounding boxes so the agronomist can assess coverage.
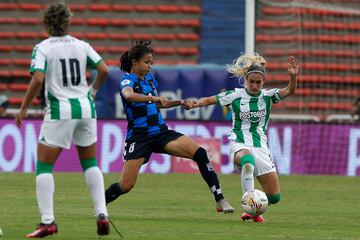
[105,40,234,213]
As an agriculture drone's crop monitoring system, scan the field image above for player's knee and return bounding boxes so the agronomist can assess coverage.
[267,193,281,204]
[36,160,54,176]
[192,147,209,163]
[240,154,255,167]
[80,157,98,172]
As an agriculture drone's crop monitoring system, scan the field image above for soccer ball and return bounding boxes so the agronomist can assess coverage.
[241,189,268,216]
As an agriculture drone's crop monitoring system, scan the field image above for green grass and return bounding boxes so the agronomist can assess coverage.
[1,173,359,240]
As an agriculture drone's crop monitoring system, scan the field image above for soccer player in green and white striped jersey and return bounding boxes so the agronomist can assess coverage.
[190,54,299,222]
[15,2,109,237]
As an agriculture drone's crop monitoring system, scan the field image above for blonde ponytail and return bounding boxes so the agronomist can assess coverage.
[226,53,266,77]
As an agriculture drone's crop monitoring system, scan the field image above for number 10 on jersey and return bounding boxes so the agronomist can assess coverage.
[60,58,80,87]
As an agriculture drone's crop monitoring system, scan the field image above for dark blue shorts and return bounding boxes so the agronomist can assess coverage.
[123,130,183,163]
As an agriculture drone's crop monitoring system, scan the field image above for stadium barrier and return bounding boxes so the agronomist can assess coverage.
[95,66,240,121]
[1,119,359,176]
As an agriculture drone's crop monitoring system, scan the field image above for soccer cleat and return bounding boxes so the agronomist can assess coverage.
[26,221,58,238]
[241,212,253,221]
[96,213,110,236]
[253,215,265,223]
[216,199,235,213]
[241,212,265,223]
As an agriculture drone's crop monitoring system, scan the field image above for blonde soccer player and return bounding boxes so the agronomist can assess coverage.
[15,2,110,237]
[186,53,299,222]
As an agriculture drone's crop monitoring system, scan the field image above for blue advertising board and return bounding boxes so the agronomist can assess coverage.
[94,65,243,121]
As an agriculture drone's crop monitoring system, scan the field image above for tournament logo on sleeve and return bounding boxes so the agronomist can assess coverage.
[218,92,227,97]
[121,79,131,86]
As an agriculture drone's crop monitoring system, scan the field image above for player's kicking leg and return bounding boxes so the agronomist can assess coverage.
[163,135,235,214]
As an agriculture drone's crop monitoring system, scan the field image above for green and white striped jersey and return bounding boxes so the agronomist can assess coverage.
[216,88,283,148]
[30,35,102,121]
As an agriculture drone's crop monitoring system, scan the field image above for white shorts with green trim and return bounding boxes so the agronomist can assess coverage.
[38,119,97,149]
[230,140,277,177]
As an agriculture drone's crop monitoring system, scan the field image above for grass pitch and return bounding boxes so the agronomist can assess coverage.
[0,173,359,240]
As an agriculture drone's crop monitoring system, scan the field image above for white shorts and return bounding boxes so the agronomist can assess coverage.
[38,119,97,149]
[230,141,276,177]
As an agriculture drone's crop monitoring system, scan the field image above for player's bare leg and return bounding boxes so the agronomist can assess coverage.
[105,158,144,204]
[257,172,280,196]
[164,135,234,213]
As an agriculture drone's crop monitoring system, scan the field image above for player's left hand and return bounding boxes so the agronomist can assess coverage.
[287,55,299,76]
[15,108,27,128]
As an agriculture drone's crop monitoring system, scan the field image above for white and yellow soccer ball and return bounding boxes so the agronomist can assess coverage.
[241,189,268,216]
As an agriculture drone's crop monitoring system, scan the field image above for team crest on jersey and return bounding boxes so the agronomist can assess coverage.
[259,101,266,109]
[239,110,266,123]
[121,79,131,86]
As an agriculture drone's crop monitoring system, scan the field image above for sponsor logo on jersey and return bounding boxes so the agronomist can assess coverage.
[239,110,266,122]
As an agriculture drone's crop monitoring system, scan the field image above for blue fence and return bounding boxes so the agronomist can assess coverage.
[200,0,246,64]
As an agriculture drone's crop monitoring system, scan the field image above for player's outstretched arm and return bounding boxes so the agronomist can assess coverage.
[278,55,300,99]
[194,96,217,108]
[122,87,170,107]
[15,71,44,127]
[158,99,185,109]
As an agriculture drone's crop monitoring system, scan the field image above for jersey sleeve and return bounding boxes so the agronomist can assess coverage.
[119,77,135,92]
[216,90,236,106]
[85,42,102,69]
[29,45,47,74]
[264,88,283,103]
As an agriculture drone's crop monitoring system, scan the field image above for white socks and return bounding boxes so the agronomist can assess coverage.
[36,173,55,224]
[84,167,108,217]
[36,167,108,224]
[241,163,255,194]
